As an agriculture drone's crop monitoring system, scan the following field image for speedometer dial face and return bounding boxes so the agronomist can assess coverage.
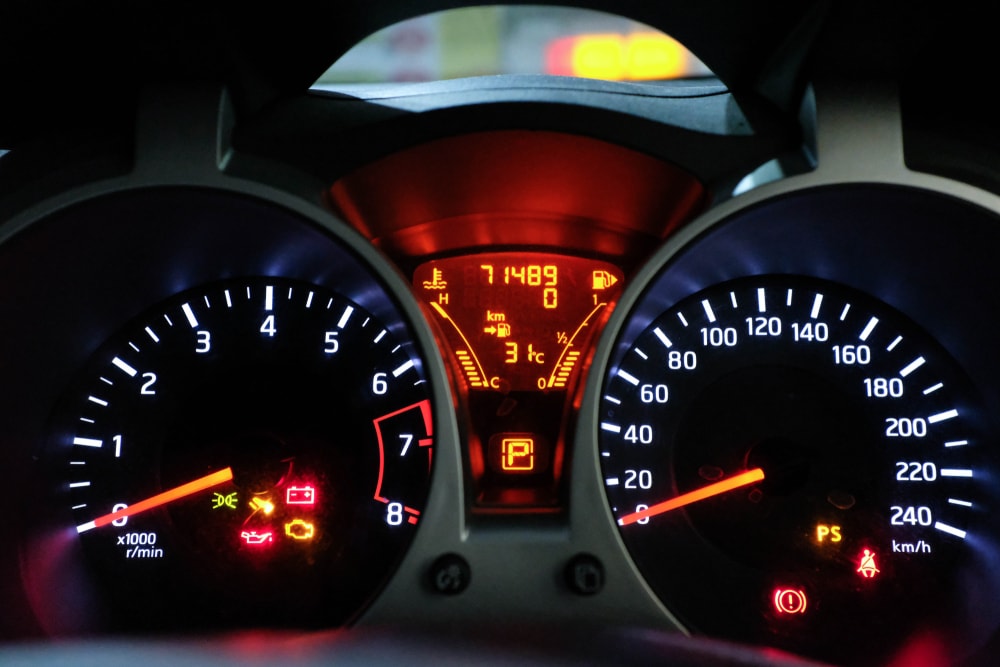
[51,277,434,631]
[598,275,996,664]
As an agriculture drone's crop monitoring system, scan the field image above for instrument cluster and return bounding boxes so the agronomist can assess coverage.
[3,27,1000,667]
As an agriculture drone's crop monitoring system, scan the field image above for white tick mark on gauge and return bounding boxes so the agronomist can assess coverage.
[810,293,823,319]
[928,409,959,424]
[606,477,620,486]
[899,356,926,377]
[601,423,622,434]
[393,359,415,377]
[859,316,879,341]
[839,304,851,321]
[757,288,767,313]
[887,335,903,351]
[634,348,648,360]
[99,377,113,386]
[786,289,793,306]
[653,327,672,349]
[604,395,621,405]
[374,329,387,343]
[729,292,738,308]
[181,303,199,328]
[306,291,314,308]
[128,342,140,352]
[923,383,944,395]
[265,285,274,311]
[112,356,138,377]
[68,481,90,489]
[934,522,967,539]
[948,498,973,507]
[87,396,108,407]
[203,295,211,309]
[940,468,974,478]
[145,326,160,342]
[73,437,102,448]
[224,289,233,308]
[617,369,640,386]
[701,299,716,323]
[945,440,969,448]
[677,312,689,327]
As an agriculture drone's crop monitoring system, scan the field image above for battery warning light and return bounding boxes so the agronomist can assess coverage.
[857,549,881,579]
[286,485,317,506]
[773,588,808,615]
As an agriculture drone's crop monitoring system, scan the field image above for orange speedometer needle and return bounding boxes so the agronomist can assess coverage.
[617,468,765,527]
[76,467,233,533]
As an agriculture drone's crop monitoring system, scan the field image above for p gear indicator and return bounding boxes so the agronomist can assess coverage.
[415,252,623,392]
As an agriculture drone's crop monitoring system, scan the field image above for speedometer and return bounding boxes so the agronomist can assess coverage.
[598,275,995,664]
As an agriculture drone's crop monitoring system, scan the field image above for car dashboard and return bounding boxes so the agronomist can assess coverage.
[3,2,1000,666]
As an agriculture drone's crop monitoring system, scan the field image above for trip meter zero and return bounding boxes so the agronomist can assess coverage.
[598,274,991,664]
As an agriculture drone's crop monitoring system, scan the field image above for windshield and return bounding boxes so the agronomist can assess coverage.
[314,5,711,86]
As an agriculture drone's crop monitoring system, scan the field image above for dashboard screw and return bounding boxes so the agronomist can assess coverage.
[429,553,471,595]
[565,553,604,595]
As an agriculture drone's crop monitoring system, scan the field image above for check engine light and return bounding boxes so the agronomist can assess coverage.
[284,519,316,541]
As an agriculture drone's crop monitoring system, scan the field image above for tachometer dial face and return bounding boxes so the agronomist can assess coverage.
[598,275,997,664]
[51,277,434,631]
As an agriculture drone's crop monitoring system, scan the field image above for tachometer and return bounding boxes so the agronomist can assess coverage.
[598,275,995,664]
[50,276,434,631]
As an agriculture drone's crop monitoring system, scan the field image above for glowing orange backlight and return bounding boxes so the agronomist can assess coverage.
[547,32,691,81]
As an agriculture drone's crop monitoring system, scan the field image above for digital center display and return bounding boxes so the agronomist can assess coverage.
[415,253,623,393]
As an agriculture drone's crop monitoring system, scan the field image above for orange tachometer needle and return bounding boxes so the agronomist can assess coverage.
[76,467,233,533]
[617,468,765,527]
